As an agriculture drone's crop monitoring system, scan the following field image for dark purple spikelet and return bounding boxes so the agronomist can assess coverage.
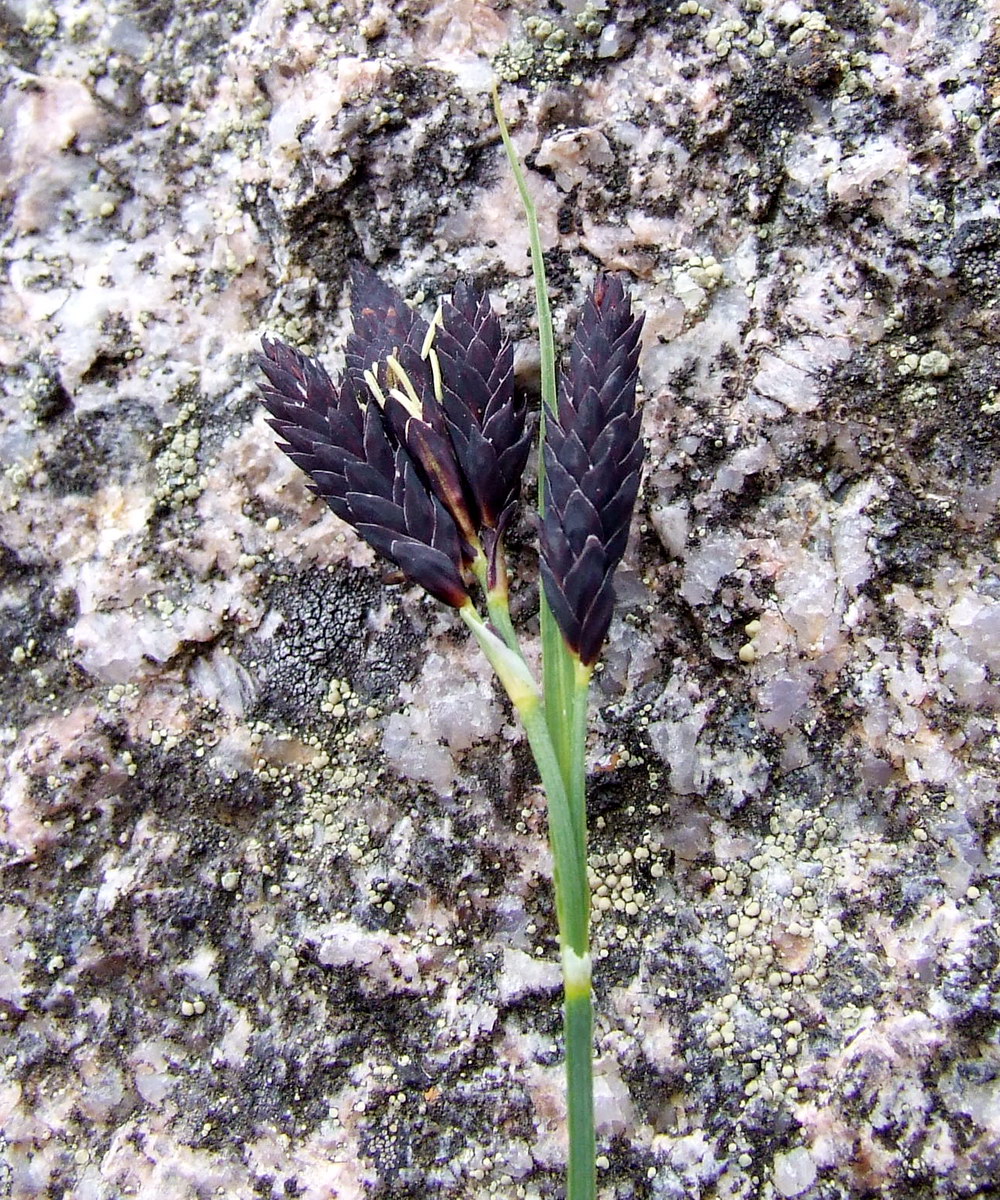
[540,274,645,666]
[343,266,484,561]
[345,263,426,381]
[257,335,470,609]
[433,280,534,579]
[257,267,536,609]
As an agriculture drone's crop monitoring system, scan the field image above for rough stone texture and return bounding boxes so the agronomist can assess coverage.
[1,1,999,1198]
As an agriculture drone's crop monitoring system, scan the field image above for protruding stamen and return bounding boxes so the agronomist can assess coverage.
[419,307,445,401]
[426,345,444,403]
[363,367,390,409]
[420,305,444,359]
[385,354,423,418]
[387,387,417,417]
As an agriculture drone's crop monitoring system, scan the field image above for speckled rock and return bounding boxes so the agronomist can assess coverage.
[1,1,998,1198]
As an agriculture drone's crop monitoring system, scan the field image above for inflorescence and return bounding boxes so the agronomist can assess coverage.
[258,264,643,662]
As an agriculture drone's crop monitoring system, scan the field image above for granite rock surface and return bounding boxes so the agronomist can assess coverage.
[1,1,999,1198]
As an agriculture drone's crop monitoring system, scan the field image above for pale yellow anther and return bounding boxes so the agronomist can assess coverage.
[420,308,446,403]
[427,345,444,403]
[420,306,443,358]
[389,387,421,419]
[385,354,423,417]
[363,368,389,409]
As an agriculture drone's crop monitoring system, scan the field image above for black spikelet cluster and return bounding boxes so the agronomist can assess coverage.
[433,281,534,573]
[258,337,470,608]
[540,275,645,666]
[257,266,530,606]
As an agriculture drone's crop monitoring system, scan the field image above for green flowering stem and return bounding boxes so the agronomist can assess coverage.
[460,603,595,1199]
[486,590,523,661]
[557,659,595,1200]
[562,946,595,1200]
[492,87,597,1200]
[566,657,592,865]
[460,605,588,948]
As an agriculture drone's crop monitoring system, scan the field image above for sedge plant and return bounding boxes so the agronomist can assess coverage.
[255,88,644,1200]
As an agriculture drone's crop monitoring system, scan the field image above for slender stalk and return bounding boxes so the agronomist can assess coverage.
[481,546,524,660]
[459,606,588,951]
[486,589,521,659]
[460,604,594,1199]
[563,663,594,1200]
[566,658,593,868]
[564,949,595,1200]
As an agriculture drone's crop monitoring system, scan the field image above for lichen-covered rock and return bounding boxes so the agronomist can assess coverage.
[1,1,999,1197]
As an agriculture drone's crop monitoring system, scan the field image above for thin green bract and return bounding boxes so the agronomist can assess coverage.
[492,85,596,1200]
